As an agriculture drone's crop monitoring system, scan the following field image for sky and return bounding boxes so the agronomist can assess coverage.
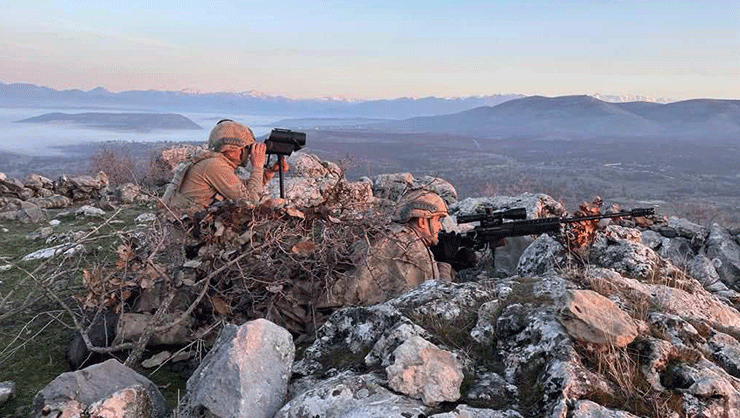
[1,0,739,100]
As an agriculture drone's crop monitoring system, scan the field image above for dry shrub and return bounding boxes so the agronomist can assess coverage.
[577,342,683,417]
[89,148,139,186]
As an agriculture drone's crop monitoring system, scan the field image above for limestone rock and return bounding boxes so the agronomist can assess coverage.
[413,175,458,205]
[85,385,152,418]
[31,359,167,418]
[689,255,723,289]
[15,201,46,223]
[76,205,105,217]
[559,289,638,347]
[648,312,706,349]
[641,229,663,249]
[570,400,641,418]
[372,173,415,202]
[386,335,463,405]
[157,145,205,170]
[364,318,431,367]
[135,213,157,224]
[470,300,501,345]
[22,243,84,261]
[274,371,430,418]
[590,225,660,279]
[26,226,54,241]
[429,405,524,418]
[182,319,295,418]
[452,192,566,221]
[517,234,566,276]
[705,223,740,288]
[659,237,695,269]
[461,372,519,409]
[667,216,709,242]
[117,183,141,203]
[708,331,740,379]
[0,381,15,407]
[293,304,404,376]
[28,194,72,209]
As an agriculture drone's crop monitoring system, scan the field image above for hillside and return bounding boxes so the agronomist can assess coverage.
[2,154,740,417]
[378,95,740,141]
[15,112,202,131]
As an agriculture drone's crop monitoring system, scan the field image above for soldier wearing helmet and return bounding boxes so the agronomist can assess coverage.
[163,119,288,209]
[324,190,454,306]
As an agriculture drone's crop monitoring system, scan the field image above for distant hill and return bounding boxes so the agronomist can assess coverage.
[16,112,202,131]
[0,81,523,119]
[378,95,740,141]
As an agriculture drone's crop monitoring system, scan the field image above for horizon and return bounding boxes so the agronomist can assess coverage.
[2,1,739,101]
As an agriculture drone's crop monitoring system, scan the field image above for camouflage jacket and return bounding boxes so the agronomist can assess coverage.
[163,152,265,209]
[326,223,452,306]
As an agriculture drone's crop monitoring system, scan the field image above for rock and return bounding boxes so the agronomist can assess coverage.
[470,300,501,345]
[462,372,519,409]
[659,226,678,238]
[659,237,695,269]
[182,319,295,418]
[689,255,723,289]
[157,145,206,171]
[429,405,524,418]
[85,385,152,418]
[364,318,431,367]
[664,359,740,416]
[55,173,108,201]
[265,153,346,207]
[17,201,46,223]
[570,400,641,417]
[386,335,464,405]
[590,225,660,279]
[135,212,157,223]
[496,303,527,339]
[24,174,53,191]
[413,175,458,205]
[667,217,709,242]
[708,331,740,379]
[49,219,61,226]
[31,359,167,418]
[76,205,106,217]
[141,351,172,369]
[648,312,706,349]
[517,234,566,276]
[274,371,430,418]
[22,243,84,261]
[27,194,72,209]
[117,312,192,346]
[0,381,15,407]
[293,304,404,376]
[641,229,663,249]
[25,226,53,240]
[559,289,639,347]
[372,173,415,202]
[705,223,740,288]
[451,192,567,220]
[118,183,141,203]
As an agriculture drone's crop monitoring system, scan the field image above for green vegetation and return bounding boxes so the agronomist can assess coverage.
[0,204,163,416]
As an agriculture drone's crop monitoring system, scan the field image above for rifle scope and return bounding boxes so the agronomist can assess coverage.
[456,207,527,225]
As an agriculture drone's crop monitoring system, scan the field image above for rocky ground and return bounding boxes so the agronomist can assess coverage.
[2,151,740,417]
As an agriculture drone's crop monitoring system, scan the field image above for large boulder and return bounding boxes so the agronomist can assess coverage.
[386,335,464,405]
[30,359,167,418]
[450,192,567,220]
[589,225,660,279]
[559,289,639,347]
[705,223,740,289]
[54,172,109,201]
[266,153,373,209]
[181,319,295,418]
[372,173,457,205]
[27,195,72,209]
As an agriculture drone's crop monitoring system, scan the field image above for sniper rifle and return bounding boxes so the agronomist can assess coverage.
[431,207,655,271]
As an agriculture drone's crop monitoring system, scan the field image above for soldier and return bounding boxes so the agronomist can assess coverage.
[325,190,454,306]
[162,119,288,209]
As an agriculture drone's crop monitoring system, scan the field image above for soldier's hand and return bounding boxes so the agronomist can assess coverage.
[250,143,267,168]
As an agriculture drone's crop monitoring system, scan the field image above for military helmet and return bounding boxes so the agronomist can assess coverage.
[395,190,448,223]
[208,119,256,152]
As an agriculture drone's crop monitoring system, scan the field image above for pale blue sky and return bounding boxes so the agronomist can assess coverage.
[1,1,738,99]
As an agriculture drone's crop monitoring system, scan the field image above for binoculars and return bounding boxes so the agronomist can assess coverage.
[265,128,306,156]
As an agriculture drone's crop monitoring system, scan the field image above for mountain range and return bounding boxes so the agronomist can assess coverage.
[371,95,740,141]
[0,82,522,119]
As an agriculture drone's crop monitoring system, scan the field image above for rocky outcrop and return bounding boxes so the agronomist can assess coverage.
[179,319,295,418]
[31,359,167,418]
[266,152,374,209]
[0,381,15,408]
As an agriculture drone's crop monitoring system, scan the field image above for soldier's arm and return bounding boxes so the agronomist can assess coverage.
[204,160,250,202]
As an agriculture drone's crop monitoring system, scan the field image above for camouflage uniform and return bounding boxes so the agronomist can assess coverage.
[325,191,452,306]
[163,120,266,209]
